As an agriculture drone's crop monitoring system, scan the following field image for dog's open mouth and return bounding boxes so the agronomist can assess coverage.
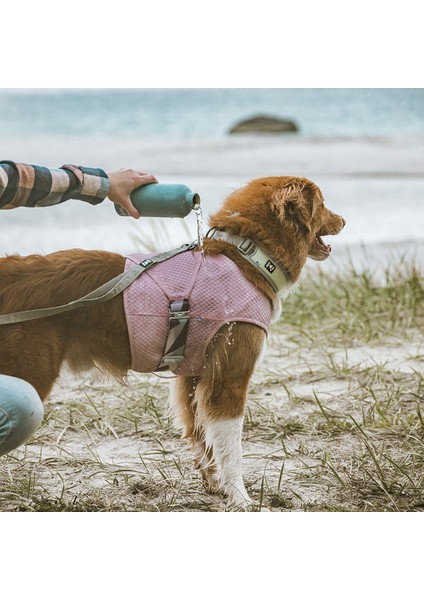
[309,233,332,260]
[316,234,331,255]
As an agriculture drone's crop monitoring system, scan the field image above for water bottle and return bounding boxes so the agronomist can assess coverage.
[114,183,200,218]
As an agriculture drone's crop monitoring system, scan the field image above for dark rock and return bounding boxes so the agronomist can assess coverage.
[228,115,298,134]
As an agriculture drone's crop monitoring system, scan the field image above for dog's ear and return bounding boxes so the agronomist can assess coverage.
[271,183,315,233]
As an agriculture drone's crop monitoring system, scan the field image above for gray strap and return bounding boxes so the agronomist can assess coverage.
[0,243,196,325]
[155,298,190,372]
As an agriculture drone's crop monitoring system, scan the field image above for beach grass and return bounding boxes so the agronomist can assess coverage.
[0,258,423,512]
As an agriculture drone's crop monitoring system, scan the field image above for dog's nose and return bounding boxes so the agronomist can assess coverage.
[341,217,346,228]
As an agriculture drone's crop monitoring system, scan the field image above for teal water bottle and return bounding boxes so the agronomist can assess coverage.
[114,183,200,218]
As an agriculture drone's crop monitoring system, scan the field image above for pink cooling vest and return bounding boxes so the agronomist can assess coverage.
[123,250,272,376]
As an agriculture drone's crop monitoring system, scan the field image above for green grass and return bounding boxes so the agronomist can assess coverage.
[280,260,424,345]
[0,259,423,511]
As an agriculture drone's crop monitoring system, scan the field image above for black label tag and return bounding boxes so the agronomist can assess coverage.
[140,259,153,268]
[265,260,276,273]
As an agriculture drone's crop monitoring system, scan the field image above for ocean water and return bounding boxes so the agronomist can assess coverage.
[1,88,424,138]
[1,88,423,270]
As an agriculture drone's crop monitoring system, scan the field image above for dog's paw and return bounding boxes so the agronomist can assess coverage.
[226,493,272,512]
[203,479,221,495]
[199,469,221,495]
[225,492,255,512]
[230,502,271,512]
[249,504,271,512]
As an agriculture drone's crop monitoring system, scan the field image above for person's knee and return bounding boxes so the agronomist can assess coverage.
[11,378,44,433]
[0,376,44,455]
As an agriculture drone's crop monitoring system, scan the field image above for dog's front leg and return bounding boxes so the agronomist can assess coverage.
[204,415,252,509]
[169,376,220,492]
[194,322,266,509]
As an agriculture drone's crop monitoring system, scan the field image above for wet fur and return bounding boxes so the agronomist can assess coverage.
[0,176,345,507]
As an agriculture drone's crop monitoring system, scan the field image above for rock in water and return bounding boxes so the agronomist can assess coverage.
[228,115,298,134]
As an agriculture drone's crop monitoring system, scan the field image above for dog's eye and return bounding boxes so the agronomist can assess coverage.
[287,202,295,215]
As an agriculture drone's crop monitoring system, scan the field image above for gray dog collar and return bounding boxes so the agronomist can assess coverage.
[206,228,291,293]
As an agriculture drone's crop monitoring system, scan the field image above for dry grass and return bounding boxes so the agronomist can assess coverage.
[0,258,423,512]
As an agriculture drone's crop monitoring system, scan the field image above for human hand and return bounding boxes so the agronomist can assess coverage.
[107,168,158,219]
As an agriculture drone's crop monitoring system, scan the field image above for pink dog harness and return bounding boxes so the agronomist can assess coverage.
[123,250,272,376]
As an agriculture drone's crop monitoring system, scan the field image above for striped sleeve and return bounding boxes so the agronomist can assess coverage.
[0,161,110,209]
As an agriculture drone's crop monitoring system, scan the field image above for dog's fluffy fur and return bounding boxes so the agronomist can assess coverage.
[0,176,345,507]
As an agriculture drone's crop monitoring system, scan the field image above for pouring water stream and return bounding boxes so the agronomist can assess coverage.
[193,203,205,260]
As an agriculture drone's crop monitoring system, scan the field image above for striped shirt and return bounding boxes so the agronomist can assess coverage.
[0,161,110,210]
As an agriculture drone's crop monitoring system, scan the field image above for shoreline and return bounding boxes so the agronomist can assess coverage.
[1,134,423,265]
[2,133,424,175]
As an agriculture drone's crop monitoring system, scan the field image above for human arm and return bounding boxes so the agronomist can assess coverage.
[0,161,157,218]
[0,161,110,209]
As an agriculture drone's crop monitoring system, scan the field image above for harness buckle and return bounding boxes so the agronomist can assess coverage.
[169,311,190,320]
[237,237,257,256]
[169,299,190,320]
[160,355,185,366]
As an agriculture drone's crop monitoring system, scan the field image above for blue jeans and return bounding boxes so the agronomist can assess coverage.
[0,375,44,456]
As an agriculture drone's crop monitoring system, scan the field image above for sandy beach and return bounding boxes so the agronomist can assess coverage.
[0,132,423,511]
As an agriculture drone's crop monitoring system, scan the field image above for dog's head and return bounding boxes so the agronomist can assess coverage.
[209,176,345,279]
[272,177,346,261]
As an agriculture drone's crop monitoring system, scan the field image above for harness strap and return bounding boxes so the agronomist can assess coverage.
[155,298,190,372]
[0,242,197,325]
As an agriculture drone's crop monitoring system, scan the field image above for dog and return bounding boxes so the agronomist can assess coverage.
[0,176,345,508]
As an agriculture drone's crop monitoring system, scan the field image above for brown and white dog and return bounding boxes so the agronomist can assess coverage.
[0,176,345,508]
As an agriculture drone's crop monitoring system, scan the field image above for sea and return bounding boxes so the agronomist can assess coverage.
[1,88,424,139]
[1,88,423,273]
